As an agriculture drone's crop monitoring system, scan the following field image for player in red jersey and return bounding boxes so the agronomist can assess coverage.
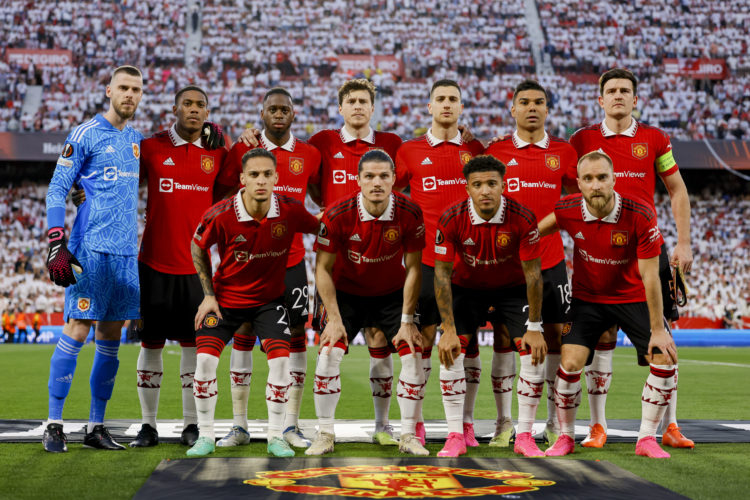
[187,148,320,458]
[395,79,485,446]
[434,155,545,457]
[306,150,428,456]
[540,151,679,459]
[485,80,578,447]
[128,86,234,449]
[217,88,321,450]
[569,68,693,449]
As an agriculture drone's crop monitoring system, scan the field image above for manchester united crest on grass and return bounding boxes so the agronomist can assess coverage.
[631,143,648,159]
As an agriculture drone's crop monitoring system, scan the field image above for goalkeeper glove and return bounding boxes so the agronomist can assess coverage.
[46,227,83,287]
[201,121,225,150]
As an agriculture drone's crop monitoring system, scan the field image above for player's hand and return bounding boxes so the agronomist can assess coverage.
[320,318,347,355]
[486,134,508,147]
[671,242,693,275]
[647,327,678,364]
[392,322,422,355]
[46,227,83,287]
[520,329,547,365]
[194,295,223,331]
[457,124,475,143]
[438,328,461,368]
[201,121,226,150]
[70,183,86,207]
[238,127,261,147]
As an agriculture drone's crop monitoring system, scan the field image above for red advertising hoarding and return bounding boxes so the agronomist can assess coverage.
[663,58,728,80]
[337,55,404,77]
[6,49,74,69]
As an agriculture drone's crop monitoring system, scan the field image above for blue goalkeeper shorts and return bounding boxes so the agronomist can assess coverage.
[64,246,140,321]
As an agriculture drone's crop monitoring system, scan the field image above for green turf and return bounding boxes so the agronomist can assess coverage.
[0,344,748,499]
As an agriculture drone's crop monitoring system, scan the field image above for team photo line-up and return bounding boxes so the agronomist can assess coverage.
[41,63,695,460]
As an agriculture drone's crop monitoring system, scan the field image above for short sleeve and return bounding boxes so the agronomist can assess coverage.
[404,209,426,253]
[434,216,455,263]
[636,210,663,260]
[518,213,541,262]
[655,130,678,178]
[316,212,337,253]
[394,145,411,190]
[193,208,221,250]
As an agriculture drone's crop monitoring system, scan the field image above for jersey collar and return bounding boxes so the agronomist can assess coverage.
[168,124,204,148]
[357,192,395,221]
[582,191,622,223]
[426,128,463,147]
[260,130,296,152]
[511,130,550,149]
[234,190,280,222]
[600,118,638,137]
[468,196,506,225]
[340,126,375,144]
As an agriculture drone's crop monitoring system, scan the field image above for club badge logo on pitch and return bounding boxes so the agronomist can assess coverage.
[631,143,648,159]
[244,465,555,497]
[77,298,91,312]
[200,155,215,174]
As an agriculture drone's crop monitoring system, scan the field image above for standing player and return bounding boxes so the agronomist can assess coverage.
[307,150,427,457]
[1,309,13,343]
[128,86,234,449]
[187,148,320,458]
[570,68,694,449]
[395,79,485,446]
[43,65,144,452]
[32,311,42,343]
[14,309,28,343]
[541,151,679,459]
[485,80,578,447]
[434,155,546,457]
[216,88,321,450]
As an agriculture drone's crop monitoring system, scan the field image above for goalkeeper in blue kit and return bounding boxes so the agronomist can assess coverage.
[43,66,145,452]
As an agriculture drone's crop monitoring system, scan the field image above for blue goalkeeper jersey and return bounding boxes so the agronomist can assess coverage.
[46,114,144,256]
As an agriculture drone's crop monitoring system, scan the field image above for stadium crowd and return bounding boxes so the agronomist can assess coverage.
[1,183,748,328]
[1,0,749,141]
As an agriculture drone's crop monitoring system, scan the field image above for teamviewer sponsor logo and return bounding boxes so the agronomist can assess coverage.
[160,178,174,192]
[506,178,519,192]
[422,176,436,191]
[333,170,347,184]
[159,178,210,193]
[103,166,118,181]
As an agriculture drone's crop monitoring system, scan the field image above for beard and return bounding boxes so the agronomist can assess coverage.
[113,100,137,120]
[585,191,613,213]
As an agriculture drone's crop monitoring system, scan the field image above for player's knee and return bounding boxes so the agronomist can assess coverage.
[421,325,437,347]
[365,327,388,347]
[598,326,618,343]
[67,319,93,342]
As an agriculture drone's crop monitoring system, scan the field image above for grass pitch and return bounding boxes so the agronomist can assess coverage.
[0,344,748,499]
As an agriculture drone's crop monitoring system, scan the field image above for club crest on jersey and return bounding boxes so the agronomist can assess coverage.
[459,150,472,166]
[383,226,400,244]
[289,157,304,175]
[61,143,74,158]
[496,232,512,248]
[545,154,561,171]
[77,298,91,312]
[200,155,215,174]
[631,143,648,159]
[234,250,249,262]
[562,322,572,336]
[132,143,140,159]
[611,231,628,247]
[272,222,287,239]
[204,315,219,328]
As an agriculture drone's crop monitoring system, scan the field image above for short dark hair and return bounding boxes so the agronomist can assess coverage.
[430,79,461,99]
[358,149,394,173]
[175,85,208,105]
[577,150,613,173]
[512,79,548,103]
[338,79,376,106]
[110,65,142,82]
[463,155,506,179]
[599,68,638,96]
[263,87,293,103]
[241,148,277,170]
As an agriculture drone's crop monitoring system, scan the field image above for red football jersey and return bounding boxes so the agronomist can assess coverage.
[193,192,319,308]
[308,128,402,209]
[435,196,540,289]
[225,132,322,267]
[139,125,232,275]
[395,131,485,267]
[485,131,577,271]
[554,192,663,304]
[569,120,679,212]
[316,191,425,297]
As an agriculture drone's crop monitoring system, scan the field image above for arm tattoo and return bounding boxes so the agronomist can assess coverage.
[191,241,215,296]
[434,261,455,329]
[522,259,543,323]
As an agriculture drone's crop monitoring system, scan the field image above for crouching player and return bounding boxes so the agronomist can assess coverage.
[187,148,320,457]
[434,155,546,457]
[308,150,428,456]
[541,151,679,458]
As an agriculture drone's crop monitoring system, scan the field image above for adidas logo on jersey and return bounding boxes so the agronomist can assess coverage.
[350,234,362,241]
[574,232,585,240]
[163,157,175,166]
[334,152,345,159]
[105,145,116,153]
[55,373,74,384]
[421,157,433,165]
[462,238,475,246]
[234,234,247,242]
[507,158,518,166]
